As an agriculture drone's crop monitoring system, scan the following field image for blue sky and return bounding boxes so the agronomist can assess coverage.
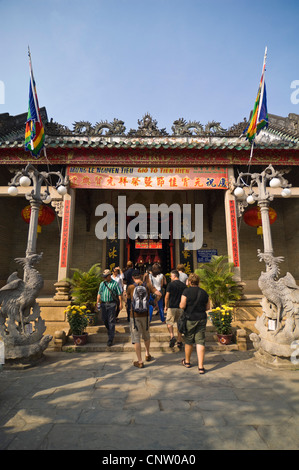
[1,0,299,133]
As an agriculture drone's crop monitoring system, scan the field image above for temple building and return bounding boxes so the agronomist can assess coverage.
[0,110,299,337]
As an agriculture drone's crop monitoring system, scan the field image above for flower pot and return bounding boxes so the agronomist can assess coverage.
[217,333,233,345]
[72,332,88,346]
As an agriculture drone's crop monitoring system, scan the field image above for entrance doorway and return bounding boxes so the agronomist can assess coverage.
[126,214,174,274]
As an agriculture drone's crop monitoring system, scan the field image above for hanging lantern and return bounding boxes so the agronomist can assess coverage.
[137,253,144,265]
[243,206,277,236]
[145,254,152,264]
[153,251,161,264]
[21,204,55,233]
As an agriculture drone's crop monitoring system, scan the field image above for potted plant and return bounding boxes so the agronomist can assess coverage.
[209,305,234,344]
[65,304,89,345]
[66,263,103,325]
[195,255,242,308]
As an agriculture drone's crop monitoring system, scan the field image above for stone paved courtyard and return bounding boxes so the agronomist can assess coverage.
[1,349,299,451]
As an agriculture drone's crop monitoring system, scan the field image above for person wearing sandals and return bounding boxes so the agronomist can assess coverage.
[179,273,210,374]
[164,269,186,349]
[127,270,162,368]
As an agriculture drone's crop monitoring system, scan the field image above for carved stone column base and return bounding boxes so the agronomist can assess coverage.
[53,281,71,301]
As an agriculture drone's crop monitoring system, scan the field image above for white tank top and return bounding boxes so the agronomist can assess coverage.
[150,273,163,291]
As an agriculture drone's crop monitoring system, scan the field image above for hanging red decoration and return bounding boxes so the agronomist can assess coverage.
[243,206,277,236]
[21,205,55,233]
[243,206,277,227]
[137,253,144,265]
[153,251,161,264]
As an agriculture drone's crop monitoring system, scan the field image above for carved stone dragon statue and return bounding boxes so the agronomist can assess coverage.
[0,253,52,363]
[250,250,299,360]
[72,119,126,136]
[172,118,204,136]
[0,253,44,332]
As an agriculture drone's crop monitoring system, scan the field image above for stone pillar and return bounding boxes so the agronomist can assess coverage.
[26,198,42,257]
[224,168,241,281]
[53,189,76,300]
[258,199,273,255]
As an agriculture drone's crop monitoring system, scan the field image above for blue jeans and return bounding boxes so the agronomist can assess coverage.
[149,294,165,322]
[101,302,117,341]
[126,298,131,321]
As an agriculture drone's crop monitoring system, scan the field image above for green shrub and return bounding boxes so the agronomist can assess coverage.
[195,255,242,308]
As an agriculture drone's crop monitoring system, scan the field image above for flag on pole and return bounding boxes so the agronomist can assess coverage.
[244,47,269,143]
[25,48,45,158]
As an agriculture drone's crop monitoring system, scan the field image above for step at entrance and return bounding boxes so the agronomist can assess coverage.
[61,310,239,352]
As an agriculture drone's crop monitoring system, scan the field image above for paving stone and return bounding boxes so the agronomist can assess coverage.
[1,350,299,450]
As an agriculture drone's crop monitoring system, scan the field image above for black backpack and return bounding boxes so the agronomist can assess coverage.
[132,283,149,330]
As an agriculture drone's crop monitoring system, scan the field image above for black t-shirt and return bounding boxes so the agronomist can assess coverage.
[166,279,186,308]
[182,286,209,321]
[123,268,134,286]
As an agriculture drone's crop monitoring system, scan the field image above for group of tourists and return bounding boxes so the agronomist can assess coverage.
[97,261,210,374]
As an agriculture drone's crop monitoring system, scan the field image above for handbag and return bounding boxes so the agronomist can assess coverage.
[177,288,202,335]
[177,311,188,335]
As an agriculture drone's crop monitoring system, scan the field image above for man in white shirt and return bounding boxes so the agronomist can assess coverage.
[177,264,188,285]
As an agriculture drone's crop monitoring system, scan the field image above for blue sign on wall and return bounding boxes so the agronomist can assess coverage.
[197,249,218,263]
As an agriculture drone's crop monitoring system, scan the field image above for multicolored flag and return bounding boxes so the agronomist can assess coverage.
[244,47,269,144]
[25,48,45,158]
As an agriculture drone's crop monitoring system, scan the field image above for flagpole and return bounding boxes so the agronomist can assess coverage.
[248,141,254,168]
[28,46,41,125]
[28,45,47,159]
[257,46,267,124]
[248,47,267,168]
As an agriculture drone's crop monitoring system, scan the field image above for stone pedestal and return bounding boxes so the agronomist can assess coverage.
[53,281,71,301]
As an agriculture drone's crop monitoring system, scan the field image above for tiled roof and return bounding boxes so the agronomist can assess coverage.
[0,110,298,150]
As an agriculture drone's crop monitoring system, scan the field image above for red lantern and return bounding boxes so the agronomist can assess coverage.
[137,253,144,265]
[21,205,55,233]
[243,206,277,236]
[153,251,161,264]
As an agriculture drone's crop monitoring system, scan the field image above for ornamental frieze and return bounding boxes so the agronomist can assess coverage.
[1,147,299,166]
[46,112,249,138]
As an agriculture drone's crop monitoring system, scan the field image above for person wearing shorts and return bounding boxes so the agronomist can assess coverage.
[164,270,186,349]
[127,270,161,368]
[179,273,210,374]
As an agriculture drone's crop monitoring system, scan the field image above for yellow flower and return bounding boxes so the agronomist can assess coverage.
[81,305,87,309]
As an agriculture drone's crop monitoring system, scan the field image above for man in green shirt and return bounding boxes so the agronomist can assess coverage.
[97,269,123,346]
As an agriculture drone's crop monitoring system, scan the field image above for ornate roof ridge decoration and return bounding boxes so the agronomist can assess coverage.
[45,112,249,138]
[127,113,168,137]
[1,109,299,146]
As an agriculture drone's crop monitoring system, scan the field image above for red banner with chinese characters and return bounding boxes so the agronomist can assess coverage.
[135,240,163,249]
[229,200,240,268]
[67,166,228,190]
[60,200,71,268]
